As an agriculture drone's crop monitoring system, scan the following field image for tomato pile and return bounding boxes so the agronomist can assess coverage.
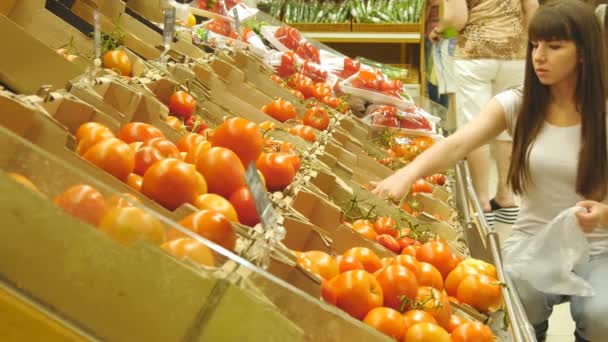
[351,70,405,99]
[370,105,433,131]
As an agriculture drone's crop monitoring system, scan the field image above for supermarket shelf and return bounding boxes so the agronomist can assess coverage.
[302,31,421,44]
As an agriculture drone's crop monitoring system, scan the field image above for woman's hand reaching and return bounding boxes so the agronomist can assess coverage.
[370,171,414,202]
[575,200,608,233]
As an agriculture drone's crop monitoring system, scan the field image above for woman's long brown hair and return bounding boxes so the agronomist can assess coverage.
[509,0,608,201]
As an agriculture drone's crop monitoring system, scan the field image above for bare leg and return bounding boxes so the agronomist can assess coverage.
[467,144,492,212]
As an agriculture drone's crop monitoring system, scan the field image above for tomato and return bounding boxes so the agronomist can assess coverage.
[118,122,164,144]
[194,193,239,222]
[123,174,142,193]
[356,70,383,90]
[196,147,245,198]
[209,117,264,167]
[417,262,444,291]
[83,138,134,181]
[102,50,131,76]
[445,264,481,297]
[7,173,41,194]
[170,210,236,252]
[289,89,305,100]
[416,241,455,278]
[207,18,232,37]
[270,74,284,85]
[54,184,107,226]
[166,115,183,131]
[457,274,503,313]
[261,98,297,122]
[106,193,141,208]
[185,140,212,165]
[404,322,450,342]
[352,219,377,240]
[336,255,365,273]
[363,307,406,340]
[161,237,215,267]
[142,158,206,210]
[391,254,421,278]
[459,258,497,278]
[411,179,433,194]
[327,270,383,320]
[341,58,361,79]
[376,234,401,254]
[375,265,418,311]
[75,122,114,155]
[303,106,330,131]
[301,60,328,84]
[401,245,419,257]
[274,26,301,50]
[343,247,382,273]
[446,315,469,333]
[294,74,315,99]
[299,251,338,280]
[398,236,418,250]
[282,153,301,173]
[403,310,438,332]
[372,112,399,127]
[311,83,332,101]
[373,216,398,237]
[295,42,320,63]
[416,286,452,328]
[176,133,204,154]
[288,125,316,142]
[168,91,196,119]
[256,152,296,192]
[228,186,260,227]
[99,205,165,245]
[297,254,320,275]
[277,51,296,78]
[451,322,494,342]
[425,174,446,186]
[380,257,394,268]
[133,146,165,176]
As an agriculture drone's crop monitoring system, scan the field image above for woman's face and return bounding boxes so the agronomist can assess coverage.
[531,40,579,86]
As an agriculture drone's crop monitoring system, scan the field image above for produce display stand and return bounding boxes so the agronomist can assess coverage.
[0,0,534,340]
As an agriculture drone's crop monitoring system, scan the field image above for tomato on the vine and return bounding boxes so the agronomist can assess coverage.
[375,265,418,310]
[169,91,196,119]
[295,42,320,64]
[274,26,301,50]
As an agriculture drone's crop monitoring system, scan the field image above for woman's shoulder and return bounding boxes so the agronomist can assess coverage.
[494,87,524,112]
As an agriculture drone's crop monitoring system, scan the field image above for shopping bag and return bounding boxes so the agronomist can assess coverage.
[504,206,594,296]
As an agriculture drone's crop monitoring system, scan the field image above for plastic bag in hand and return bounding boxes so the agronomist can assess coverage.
[504,206,594,296]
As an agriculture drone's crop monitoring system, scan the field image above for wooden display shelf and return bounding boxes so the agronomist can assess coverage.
[351,23,419,32]
[301,31,421,44]
[289,22,351,32]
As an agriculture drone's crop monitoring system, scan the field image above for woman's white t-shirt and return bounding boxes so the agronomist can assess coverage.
[495,88,608,256]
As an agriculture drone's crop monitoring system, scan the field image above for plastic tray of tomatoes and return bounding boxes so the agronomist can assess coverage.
[339,70,415,110]
[366,104,440,137]
[192,19,268,57]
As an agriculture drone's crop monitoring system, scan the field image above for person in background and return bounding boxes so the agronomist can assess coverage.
[372,1,608,340]
[423,0,450,108]
[431,0,538,226]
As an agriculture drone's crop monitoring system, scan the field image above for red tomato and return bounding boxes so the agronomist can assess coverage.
[277,51,296,78]
[416,286,452,328]
[209,117,264,167]
[295,42,320,63]
[326,270,384,320]
[376,234,401,254]
[299,251,338,280]
[288,125,316,142]
[451,322,495,342]
[141,158,207,210]
[161,238,215,267]
[417,262,444,291]
[274,26,301,50]
[169,91,196,119]
[373,216,398,237]
[261,98,297,122]
[133,146,165,176]
[196,147,245,198]
[170,210,236,252]
[255,152,296,192]
[343,247,382,273]
[375,265,418,310]
[294,74,315,99]
[75,122,114,155]
[363,307,407,340]
[118,122,165,143]
[193,193,239,222]
[446,315,469,333]
[404,322,450,342]
[416,240,455,278]
[341,58,361,79]
[228,186,260,227]
[457,274,504,313]
[102,50,131,76]
[303,106,330,131]
[98,206,166,245]
[54,184,107,226]
[83,138,134,181]
[311,83,332,101]
[301,60,328,83]
[206,18,232,37]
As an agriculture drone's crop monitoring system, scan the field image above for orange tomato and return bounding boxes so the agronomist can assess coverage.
[417,262,444,291]
[177,133,205,153]
[142,138,180,159]
[166,115,182,131]
[446,314,469,333]
[404,322,450,342]
[185,140,212,165]
[126,173,143,192]
[327,270,383,320]
[300,251,338,280]
[209,117,264,167]
[451,322,494,342]
[196,147,245,198]
[415,241,456,278]
[261,98,297,122]
[445,265,481,297]
[161,238,215,267]
[141,158,207,210]
[256,152,296,192]
[336,255,365,273]
[403,310,438,332]
[457,274,504,313]
[106,193,141,208]
[288,124,316,142]
[363,307,407,340]
[303,106,330,131]
[228,186,260,227]
[391,254,421,278]
[54,184,107,226]
[289,89,305,100]
[118,122,165,144]
[7,172,41,194]
[380,257,394,268]
[75,122,114,155]
[102,50,132,76]
[297,255,320,275]
[134,146,165,176]
[375,265,418,310]
[83,138,134,181]
[343,247,382,273]
[171,210,236,252]
[193,193,239,222]
[459,258,497,278]
[401,245,419,257]
[416,286,452,328]
[98,206,165,245]
[352,219,378,240]
[259,121,277,132]
[373,216,399,238]
[168,91,196,119]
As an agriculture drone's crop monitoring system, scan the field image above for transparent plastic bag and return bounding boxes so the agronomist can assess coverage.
[504,206,594,296]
